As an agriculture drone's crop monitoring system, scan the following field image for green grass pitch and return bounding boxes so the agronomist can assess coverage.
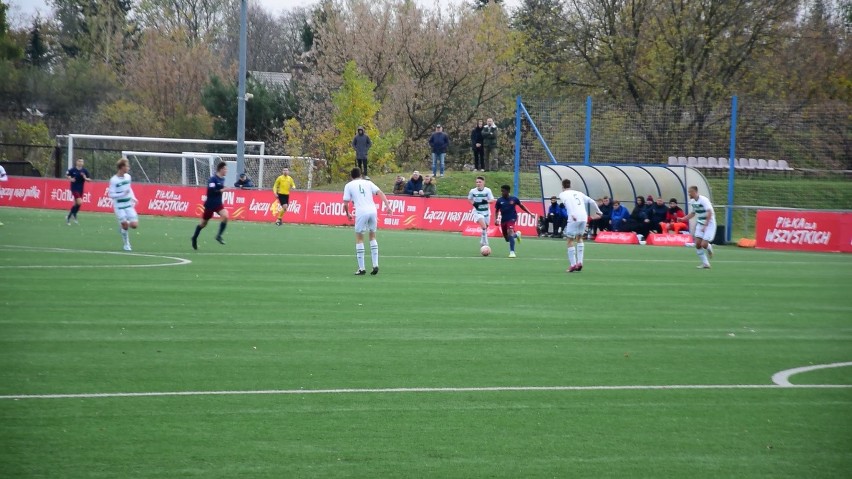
[1,207,850,478]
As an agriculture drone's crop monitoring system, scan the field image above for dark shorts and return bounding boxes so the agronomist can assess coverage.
[500,219,517,239]
[202,205,225,220]
[277,194,290,205]
[71,190,83,199]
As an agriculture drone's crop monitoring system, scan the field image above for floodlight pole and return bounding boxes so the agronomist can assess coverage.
[726,95,738,243]
[236,0,248,175]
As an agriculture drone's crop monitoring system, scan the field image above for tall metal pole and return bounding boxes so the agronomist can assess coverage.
[583,96,592,165]
[513,95,522,195]
[236,0,248,175]
[726,95,738,243]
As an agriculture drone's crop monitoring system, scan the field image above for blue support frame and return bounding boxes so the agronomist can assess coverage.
[584,96,592,165]
[726,96,738,243]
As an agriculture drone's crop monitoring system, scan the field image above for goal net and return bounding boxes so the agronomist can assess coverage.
[120,151,318,190]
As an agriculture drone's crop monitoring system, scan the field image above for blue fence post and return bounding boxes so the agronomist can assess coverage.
[726,96,738,243]
[584,96,592,165]
[514,95,522,195]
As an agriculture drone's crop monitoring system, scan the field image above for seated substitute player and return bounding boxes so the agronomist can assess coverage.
[494,185,533,258]
[683,185,716,269]
[559,179,602,272]
[66,158,91,225]
[272,167,296,226]
[467,176,495,248]
[343,167,392,276]
[191,161,229,250]
[107,158,139,251]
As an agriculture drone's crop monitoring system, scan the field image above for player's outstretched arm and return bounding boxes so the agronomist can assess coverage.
[376,190,391,212]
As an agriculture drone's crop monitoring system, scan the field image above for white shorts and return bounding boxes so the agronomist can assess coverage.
[694,221,717,241]
[354,212,378,234]
[114,206,138,223]
[563,220,587,238]
[474,212,490,224]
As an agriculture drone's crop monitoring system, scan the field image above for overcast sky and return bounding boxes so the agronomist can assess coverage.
[7,0,522,26]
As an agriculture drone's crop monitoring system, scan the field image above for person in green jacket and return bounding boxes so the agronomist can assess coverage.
[482,117,498,171]
[423,175,437,197]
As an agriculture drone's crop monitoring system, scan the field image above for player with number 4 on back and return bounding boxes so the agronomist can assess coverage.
[559,179,602,272]
[343,167,392,276]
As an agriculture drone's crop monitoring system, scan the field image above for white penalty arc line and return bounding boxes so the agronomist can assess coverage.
[771,361,852,387]
[0,246,191,269]
[2,383,850,401]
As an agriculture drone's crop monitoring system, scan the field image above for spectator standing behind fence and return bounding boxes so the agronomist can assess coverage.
[470,119,485,172]
[404,171,424,196]
[423,175,437,197]
[482,118,498,170]
[352,126,373,179]
[661,198,688,234]
[610,200,630,231]
[428,124,449,177]
[392,175,406,195]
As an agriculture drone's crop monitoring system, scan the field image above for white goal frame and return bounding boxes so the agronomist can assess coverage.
[67,134,265,170]
[180,152,318,190]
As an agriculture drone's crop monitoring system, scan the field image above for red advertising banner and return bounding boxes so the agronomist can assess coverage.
[1,177,544,236]
[755,210,852,253]
[646,233,693,247]
[593,231,640,245]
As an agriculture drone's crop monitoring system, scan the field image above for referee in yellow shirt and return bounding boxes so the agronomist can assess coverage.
[272,167,296,226]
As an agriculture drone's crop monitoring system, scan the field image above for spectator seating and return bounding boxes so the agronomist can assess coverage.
[666,155,793,174]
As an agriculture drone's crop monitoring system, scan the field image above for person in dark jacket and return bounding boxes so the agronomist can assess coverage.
[627,196,652,237]
[589,196,612,237]
[428,124,450,177]
[404,171,424,196]
[647,197,669,233]
[610,200,630,231]
[481,118,498,170]
[539,196,568,237]
[234,173,255,189]
[470,119,485,172]
[352,126,373,178]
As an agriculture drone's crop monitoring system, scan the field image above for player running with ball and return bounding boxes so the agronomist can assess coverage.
[494,185,533,258]
[467,176,495,249]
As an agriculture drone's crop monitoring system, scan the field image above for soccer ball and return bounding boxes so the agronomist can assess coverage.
[480,245,491,256]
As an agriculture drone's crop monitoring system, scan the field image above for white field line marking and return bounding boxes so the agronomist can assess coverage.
[148,250,849,266]
[771,361,852,387]
[2,383,850,401]
[0,246,191,269]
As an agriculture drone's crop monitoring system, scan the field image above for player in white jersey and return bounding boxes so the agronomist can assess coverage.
[343,167,392,276]
[467,176,495,247]
[683,185,716,269]
[558,179,602,272]
[108,157,139,251]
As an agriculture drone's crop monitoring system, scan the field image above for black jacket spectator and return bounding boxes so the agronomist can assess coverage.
[404,172,424,195]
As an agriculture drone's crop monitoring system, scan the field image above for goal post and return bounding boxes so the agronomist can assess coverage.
[119,150,318,190]
[66,134,265,171]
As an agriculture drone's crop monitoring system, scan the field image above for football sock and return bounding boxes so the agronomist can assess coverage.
[707,244,714,253]
[696,248,707,264]
[356,244,365,271]
[509,235,515,251]
[567,246,577,267]
[577,243,585,263]
[73,204,81,217]
[192,225,202,240]
[369,240,379,267]
[481,229,488,245]
[120,227,129,244]
[218,221,227,236]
